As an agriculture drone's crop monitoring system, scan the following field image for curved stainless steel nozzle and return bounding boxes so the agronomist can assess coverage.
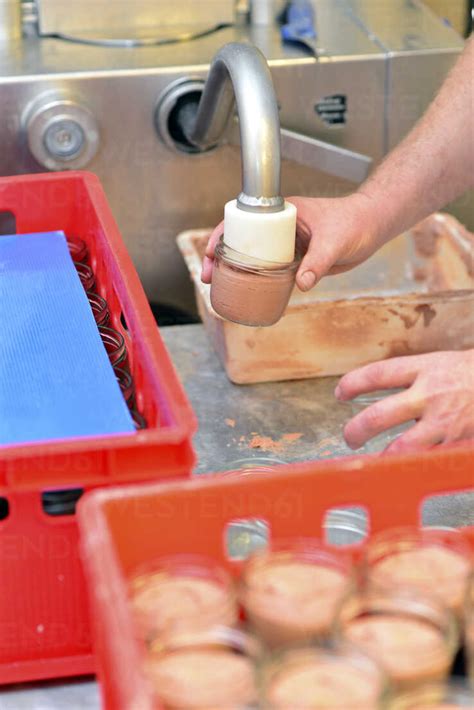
[185,42,284,213]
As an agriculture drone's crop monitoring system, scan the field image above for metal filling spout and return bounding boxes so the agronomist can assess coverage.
[185,42,285,213]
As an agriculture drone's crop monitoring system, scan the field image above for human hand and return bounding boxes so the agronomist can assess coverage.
[201,193,381,289]
[336,350,474,453]
[201,219,224,284]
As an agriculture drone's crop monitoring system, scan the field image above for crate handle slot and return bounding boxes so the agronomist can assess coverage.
[41,488,84,517]
[0,210,16,235]
[322,506,369,547]
[120,310,130,333]
[224,517,270,561]
[0,497,9,521]
[421,490,474,530]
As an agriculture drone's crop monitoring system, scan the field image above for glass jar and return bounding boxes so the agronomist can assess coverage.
[146,626,262,709]
[239,538,354,648]
[210,237,299,327]
[323,509,368,547]
[349,389,414,453]
[335,590,459,695]
[67,237,88,264]
[86,291,109,326]
[260,642,392,709]
[226,518,270,562]
[114,367,134,405]
[392,679,474,709]
[98,325,127,367]
[130,409,147,430]
[221,455,285,476]
[128,554,239,643]
[74,260,95,291]
[217,459,283,562]
[365,526,472,617]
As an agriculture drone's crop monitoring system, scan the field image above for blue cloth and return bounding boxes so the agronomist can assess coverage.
[281,0,317,41]
[0,231,134,445]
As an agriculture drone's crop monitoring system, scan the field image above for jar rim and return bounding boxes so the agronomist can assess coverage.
[394,679,474,707]
[241,537,355,581]
[219,455,286,475]
[149,624,263,659]
[334,588,460,663]
[129,554,239,642]
[129,553,234,588]
[67,237,88,262]
[215,235,300,274]
[366,525,472,564]
[98,324,125,347]
[260,641,391,708]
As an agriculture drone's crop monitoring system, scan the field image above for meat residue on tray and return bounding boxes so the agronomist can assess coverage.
[245,432,303,453]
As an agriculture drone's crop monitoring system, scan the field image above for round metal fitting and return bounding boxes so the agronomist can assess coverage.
[44,119,86,159]
[25,94,100,170]
[155,78,214,155]
[237,192,285,213]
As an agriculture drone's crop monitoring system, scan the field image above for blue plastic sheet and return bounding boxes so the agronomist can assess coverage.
[0,231,134,445]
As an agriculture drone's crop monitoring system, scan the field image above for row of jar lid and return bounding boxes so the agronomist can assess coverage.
[68,238,146,430]
[127,525,474,708]
[140,633,471,710]
[68,237,109,294]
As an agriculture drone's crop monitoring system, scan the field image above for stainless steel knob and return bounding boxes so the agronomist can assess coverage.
[25,93,100,170]
[43,119,86,159]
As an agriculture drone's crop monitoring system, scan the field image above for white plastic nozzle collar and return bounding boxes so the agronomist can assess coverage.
[223,200,297,264]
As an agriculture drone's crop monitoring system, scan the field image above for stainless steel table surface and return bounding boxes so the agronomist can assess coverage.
[1,323,472,708]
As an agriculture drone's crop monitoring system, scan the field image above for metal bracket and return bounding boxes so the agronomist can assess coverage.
[280,128,372,184]
[227,120,372,184]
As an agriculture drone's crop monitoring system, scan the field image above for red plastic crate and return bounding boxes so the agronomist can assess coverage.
[0,172,197,683]
[78,444,474,710]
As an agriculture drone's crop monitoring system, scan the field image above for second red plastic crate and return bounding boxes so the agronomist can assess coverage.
[78,443,474,710]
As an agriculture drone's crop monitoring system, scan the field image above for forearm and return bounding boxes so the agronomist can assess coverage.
[358,36,474,248]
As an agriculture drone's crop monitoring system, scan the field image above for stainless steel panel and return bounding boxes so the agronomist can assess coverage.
[302,0,380,57]
[342,0,471,228]
[0,58,385,309]
[272,57,386,160]
[0,0,467,312]
[423,0,469,36]
[0,0,20,40]
[0,2,388,311]
[385,49,461,151]
[343,0,464,51]
[35,0,235,35]
[0,26,304,78]
[0,9,380,80]
[342,1,463,154]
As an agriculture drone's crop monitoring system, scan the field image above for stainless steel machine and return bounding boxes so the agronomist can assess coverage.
[0,0,466,315]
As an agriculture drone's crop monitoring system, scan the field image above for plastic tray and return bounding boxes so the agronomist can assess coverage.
[78,443,474,710]
[177,214,474,383]
[0,172,197,683]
